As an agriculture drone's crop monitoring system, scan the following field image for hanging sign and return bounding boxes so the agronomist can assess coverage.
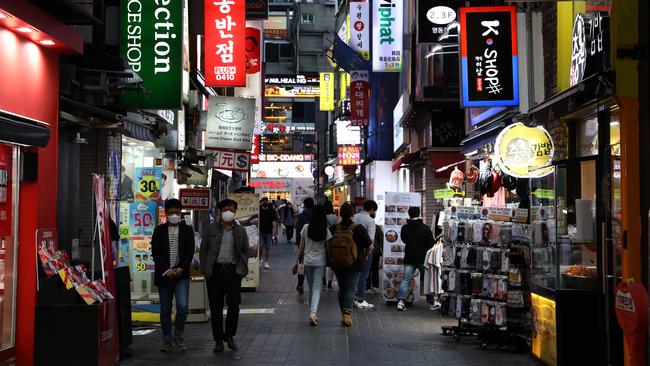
[417,0,458,43]
[245,26,262,74]
[206,96,255,151]
[133,167,162,202]
[569,12,609,87]
[319,72,335,111]
[212,150,251,171]
[337,146,361,166]
[120,0,183,108]
[205,0,246,86]
[493,123,554,178]
[349,0,370,60]
[250,135,261,164]
[350,71,370,126]
[179,188,212,210]
[372,0,403,72]
[129,202,158,237]
[459,6,519,107]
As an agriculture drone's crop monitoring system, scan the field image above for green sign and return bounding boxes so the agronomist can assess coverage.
[434,189,464,199]
[534,189,556,200]
[120,0,183,108]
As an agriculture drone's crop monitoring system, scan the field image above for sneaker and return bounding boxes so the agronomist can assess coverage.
[354,300,375,309]
[341,313,353,327]
[173,335,187,351]
[264,262,270,269]
[309,314,318,326]
[397,300,406,311]
[160,341,174,353]
[429,304,441,311]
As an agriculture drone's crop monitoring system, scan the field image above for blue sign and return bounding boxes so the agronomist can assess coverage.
[129,202,157,237]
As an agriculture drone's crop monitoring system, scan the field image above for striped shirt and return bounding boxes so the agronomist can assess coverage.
[168,225,180,267]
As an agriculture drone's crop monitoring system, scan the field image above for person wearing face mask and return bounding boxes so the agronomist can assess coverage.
[259,197,278,269]
[200,199,249,353]
[352,200,378,309]
[151,199,196,353]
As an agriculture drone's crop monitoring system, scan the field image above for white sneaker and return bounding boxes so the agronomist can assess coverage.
[264,262,270,269]
[354,300,375,309]
[397,300,406,311]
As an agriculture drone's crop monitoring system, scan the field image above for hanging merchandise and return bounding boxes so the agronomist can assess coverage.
[502,173,518,191]
[489,168,503,197]
[449,167,465,189]
[466,165,479,184]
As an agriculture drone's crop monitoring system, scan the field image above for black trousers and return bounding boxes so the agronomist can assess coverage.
[285,225,294,241]
[367,252,381,289]
[206,265,242,342]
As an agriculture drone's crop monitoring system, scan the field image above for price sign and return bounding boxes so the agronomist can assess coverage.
[132,237,155,272]
[134,167,162,202]
[129,202,157,237]
[179,188,212,210]
[119,225,130,239]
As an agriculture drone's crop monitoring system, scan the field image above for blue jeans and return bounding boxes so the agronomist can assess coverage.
[333,269,361,314]
[397,264,418,302]
[304,264,325,315]
[159,278,190,342]
[355,253,373,300]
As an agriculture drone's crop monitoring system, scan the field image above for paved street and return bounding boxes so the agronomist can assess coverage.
[122,239,538,366]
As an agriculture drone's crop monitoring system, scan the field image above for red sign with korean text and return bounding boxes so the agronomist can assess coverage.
[251,135,261,164]
[179,188,212,210]
[213,149,251,171]
[338,146,361,166]
[205,0,246,86]
[246,27,261,74]
[350,71,370,126]
[250,180,288,189]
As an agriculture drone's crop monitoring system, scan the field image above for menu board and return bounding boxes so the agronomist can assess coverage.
[382,192,421,303]
[228,192,261,288]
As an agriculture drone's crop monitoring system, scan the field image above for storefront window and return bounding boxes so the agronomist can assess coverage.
[0,144,17,350]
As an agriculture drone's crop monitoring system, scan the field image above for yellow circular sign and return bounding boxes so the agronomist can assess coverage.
[136,175,161,201]
[494,123,554,178]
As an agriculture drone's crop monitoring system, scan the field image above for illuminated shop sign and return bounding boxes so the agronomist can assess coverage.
[372,0,403,72]
[320,72,335,111]
[417,0,458,43]
[349,71,369,126]
[265,75,319,85]
[336,120,361,145]
[259,153,314,162]
[204,0,246,86]
[206,96,255,151]
[250,180,288,189]
[460,6,519,107]
[337,146,361,166]
[349,0,370,60]
[245,0,268,19]
[493,123,554,178]
[265,86,320,98]
[569,12,609,87]
[252,162,311,178]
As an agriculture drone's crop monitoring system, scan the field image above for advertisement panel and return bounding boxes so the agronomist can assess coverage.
[372,0,403,72]
[129,202,158,238]
[417,0,458,43]
[228,192,261,288]
[382,192,422,303]
[132,237,155,272]
[212,150,251,171]
[349,1,370,60]
[264,16,287,38]
[133,167,162,202]
[179,188,212,210]
[235,23,264,135]
[460,6,519,107]
[337,146,361,166]
[319,72,335,111]
[120,0,183,108]
[204,0,246,86]
[206,96,255,151]
[350,70,370,126]
[252,162,312,178]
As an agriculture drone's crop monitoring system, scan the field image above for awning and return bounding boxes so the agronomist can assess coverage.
[392,151,421,171]
[429,151,466,178]
[460,121,506,154]
[122,119,157,143]
[328,35,371,72]
[0,110,50,147]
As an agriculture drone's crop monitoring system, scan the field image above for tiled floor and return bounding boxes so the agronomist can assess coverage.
[121,238,539,366]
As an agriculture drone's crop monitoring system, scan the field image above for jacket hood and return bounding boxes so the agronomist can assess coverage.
[405,218,424,229]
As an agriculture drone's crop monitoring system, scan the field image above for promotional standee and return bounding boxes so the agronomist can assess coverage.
[614,280,649,366]
[382,192,421,303]
[228,193,261,289]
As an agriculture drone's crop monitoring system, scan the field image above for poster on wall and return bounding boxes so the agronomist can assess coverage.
[120,0,182,108]
[372,0,403,72]
[206,96,255,151]
[228,192,261,288]
[129,202,158,237]
[132,237,155,272]
[204,0,246,86]
[382,192,422,303]
[133,167,163,202]
[350,71,370,126]
[459,6,519,107]
[349,1,370,60]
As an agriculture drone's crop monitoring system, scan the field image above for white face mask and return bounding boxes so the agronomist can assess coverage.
[221,211,236,223]
[167,214,181,225]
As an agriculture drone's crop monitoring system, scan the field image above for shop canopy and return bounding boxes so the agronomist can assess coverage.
[327,35,371,73]
[0,110,50,147]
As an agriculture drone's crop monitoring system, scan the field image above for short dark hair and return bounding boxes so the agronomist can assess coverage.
[363,200,378,211]
[218,199,238,210]
[408,207,420,218]
[260,197,269,202]
[323,200,334,215]
[340,202,354,219]
[303,197,314,209]
[164,198,183,211]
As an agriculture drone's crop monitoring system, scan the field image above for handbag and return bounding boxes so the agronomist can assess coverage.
[293,237,306,275]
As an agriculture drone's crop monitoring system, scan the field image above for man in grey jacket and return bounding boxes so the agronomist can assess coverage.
[200,199,249,353]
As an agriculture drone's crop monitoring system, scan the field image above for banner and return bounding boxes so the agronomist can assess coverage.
[337,146,361,166]
[206,96,255,151]
[319,72,335,111]
[212,150,251,171]
[133,167,162,202]
[120,0,182,108]
[129,202,158,237]
[205,0,246,86]
[228,192,261,288]
[460,6,519,107]
[350,71,370,126]
[382,192,422,303]
[372,0,403,71]
[349,1,370,60]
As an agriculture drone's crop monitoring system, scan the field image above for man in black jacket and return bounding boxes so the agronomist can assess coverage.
[396,206,434,311]
[151,199,196,352]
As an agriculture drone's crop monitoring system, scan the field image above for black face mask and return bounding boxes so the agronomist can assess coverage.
[370,214,376,219]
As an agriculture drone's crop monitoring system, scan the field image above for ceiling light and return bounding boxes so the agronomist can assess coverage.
[15,27,35,33]
[39,39,55,46]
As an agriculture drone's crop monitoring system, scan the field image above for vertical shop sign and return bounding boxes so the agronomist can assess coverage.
[337,146,361,166]
[569,12,609,87]
[319,72,335,111]
[120,0,183,108]
[129,202,158,237]
[349,0,370,60]
[459,6,519,107]
[205,0,246,86]
[206,96,256,151]
[228,192,261,288]
[372,0,403,72]
[133,167,163,202]
[251,135,261,164]
[350,71,370,126]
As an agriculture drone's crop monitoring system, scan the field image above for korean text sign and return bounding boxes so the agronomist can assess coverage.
[319,72,335,111]
[205,0,246,86]
[460,6,519,107]
[349,0,370,60]
[120,0,183,108]
[372,0,403,72]
[338,146,361,166]
[206,96,255,150]
[133,167,162,202]
[350,71,370,126]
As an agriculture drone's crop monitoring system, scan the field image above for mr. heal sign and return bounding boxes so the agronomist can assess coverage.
[460,6,519,108]
[120,0,183,108]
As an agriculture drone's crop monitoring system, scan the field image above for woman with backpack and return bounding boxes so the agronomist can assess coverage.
[328,203,372,327]
[294,205,332,326]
